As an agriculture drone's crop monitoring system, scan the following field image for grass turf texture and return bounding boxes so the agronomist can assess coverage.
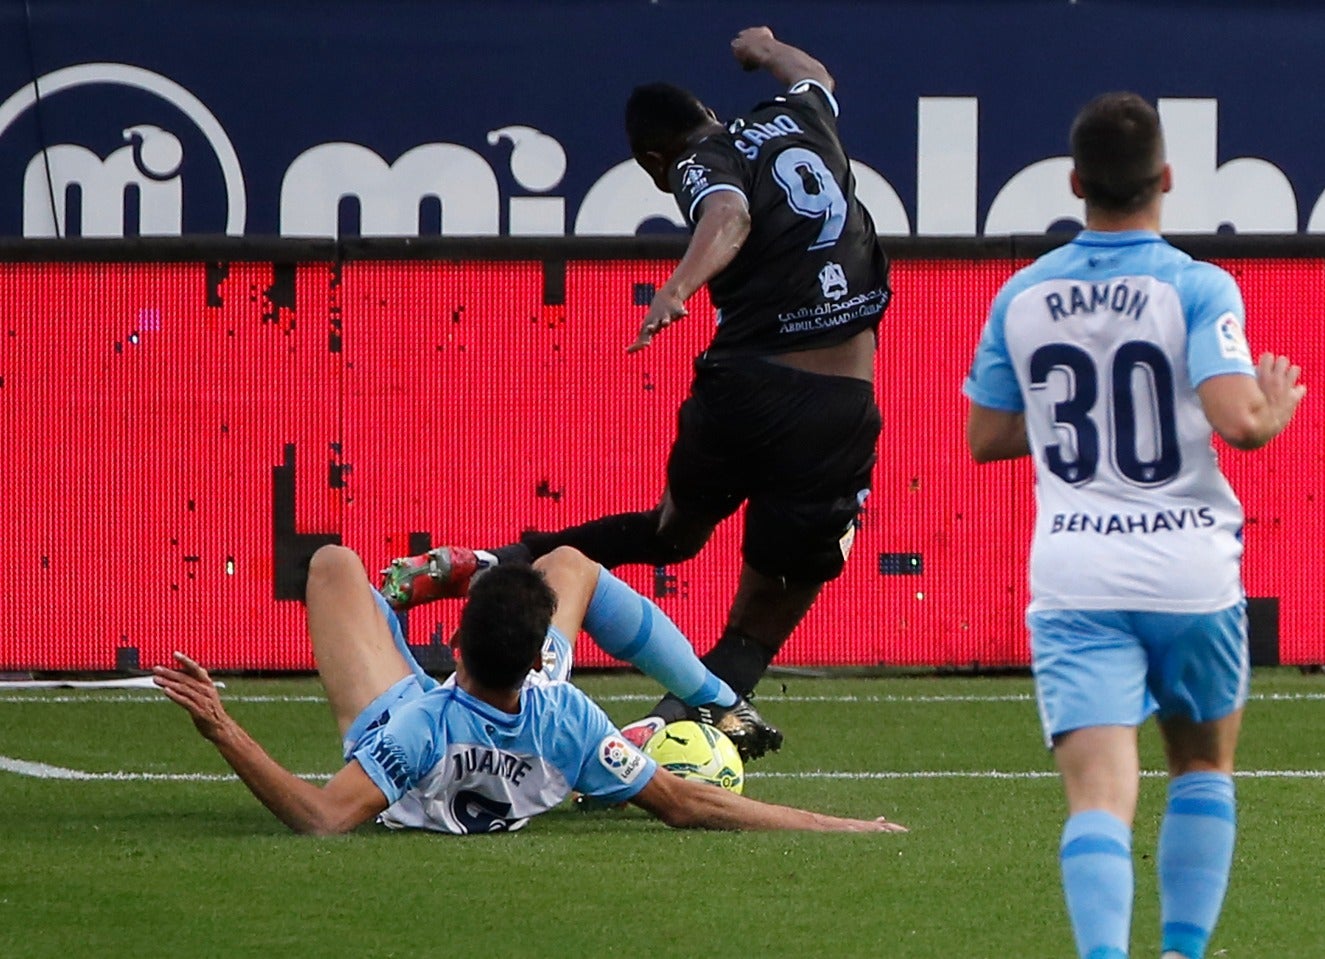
[1,670,1322,958]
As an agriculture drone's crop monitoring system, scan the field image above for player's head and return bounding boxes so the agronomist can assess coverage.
[626,82,718,191]
[453,565,557,691]
[1069,92,1170,215]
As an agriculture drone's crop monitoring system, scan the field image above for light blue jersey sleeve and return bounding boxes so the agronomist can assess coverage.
[553,686,657,805]
[963,281,1025,411]
[352,695,445,807]
[1179,262,1256,386]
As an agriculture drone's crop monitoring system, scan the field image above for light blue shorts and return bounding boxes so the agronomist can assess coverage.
[1028,602,1249,745]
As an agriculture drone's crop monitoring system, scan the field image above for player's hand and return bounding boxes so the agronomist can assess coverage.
[1255,352,1306,432]
[874,816,908,833]
[628,289,688,353]
[731,26,776,71]
[153,651,233,742]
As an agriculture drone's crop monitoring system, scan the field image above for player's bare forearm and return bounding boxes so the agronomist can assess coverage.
[204,724,383,835]
[628,193,750,352]
[689,792,906,833]
[966,405,1030,463]
[668,196,750,300]
[730,26,834,91]
[632,769,906,832]
[1198,353,1306,450]
[153,652,386,835]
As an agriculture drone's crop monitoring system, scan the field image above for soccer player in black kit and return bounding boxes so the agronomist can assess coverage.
[383,26,891,761]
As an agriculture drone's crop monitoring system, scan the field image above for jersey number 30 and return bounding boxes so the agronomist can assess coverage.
[772,147,847,250]
[1029,341,1181,486]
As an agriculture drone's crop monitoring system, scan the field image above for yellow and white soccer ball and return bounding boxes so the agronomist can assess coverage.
[643,720,744,794]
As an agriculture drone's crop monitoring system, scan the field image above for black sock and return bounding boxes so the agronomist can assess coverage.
[648,693,691,723]
[518,509,673,567]
[489,543,533,566]
[700,631,776,699]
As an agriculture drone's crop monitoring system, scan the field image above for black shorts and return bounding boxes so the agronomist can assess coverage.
[666,355,882,584]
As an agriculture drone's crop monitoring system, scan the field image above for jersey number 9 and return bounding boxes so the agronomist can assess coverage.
[772,147,847,251]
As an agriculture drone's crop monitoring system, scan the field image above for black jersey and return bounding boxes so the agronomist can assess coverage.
[667,79,891,359]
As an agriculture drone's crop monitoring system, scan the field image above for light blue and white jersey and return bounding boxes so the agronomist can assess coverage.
[964,230,1255,613]
[353,674,656,834]
[351,604,656,834]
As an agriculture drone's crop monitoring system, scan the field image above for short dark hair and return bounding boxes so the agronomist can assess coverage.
[625,82,710,158]
[1070,92,1165,213]
[455,565,557,690]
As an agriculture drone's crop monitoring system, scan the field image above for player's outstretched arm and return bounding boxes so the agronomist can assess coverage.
[628,191,751,352]
[966,403,1030,463]
[730,26,834,91]
[1198,352,1306,451]
[629,767,906,833]
[153,652,388,835]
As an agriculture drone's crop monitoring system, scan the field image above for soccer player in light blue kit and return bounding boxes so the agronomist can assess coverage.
[964,93,1305,959]
[155,544,904,835]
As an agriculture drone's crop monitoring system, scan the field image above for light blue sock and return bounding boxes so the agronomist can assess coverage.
[1060,809,1133,959]
[583,568,736,708]
[1158,772,1236,959]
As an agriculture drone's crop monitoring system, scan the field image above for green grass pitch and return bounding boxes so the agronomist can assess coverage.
[1,670,1322,958]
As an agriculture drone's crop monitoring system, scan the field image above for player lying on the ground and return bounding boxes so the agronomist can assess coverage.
[155,544,906,835]
[379,542,784,760]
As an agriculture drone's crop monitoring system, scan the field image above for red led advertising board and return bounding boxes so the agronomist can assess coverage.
[0,254,1319,670]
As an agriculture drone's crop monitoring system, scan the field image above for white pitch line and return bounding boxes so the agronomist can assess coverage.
[3,753,1323,783]
[0,755,330,782]
[2,694,1325,709]
[4,691,1325,706]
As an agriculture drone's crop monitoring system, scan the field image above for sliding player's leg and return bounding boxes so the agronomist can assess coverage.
[304,545,422,741]
[536,545,732,711]
[534,546,779,757]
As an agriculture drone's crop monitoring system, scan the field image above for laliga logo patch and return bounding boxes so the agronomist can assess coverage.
[597,735,646,784]
[1215,312,1252,364]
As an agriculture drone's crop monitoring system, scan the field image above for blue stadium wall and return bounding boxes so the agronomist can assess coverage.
[2,1,1325,239]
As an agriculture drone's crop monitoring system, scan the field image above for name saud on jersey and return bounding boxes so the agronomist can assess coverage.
[729,112,806,160]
